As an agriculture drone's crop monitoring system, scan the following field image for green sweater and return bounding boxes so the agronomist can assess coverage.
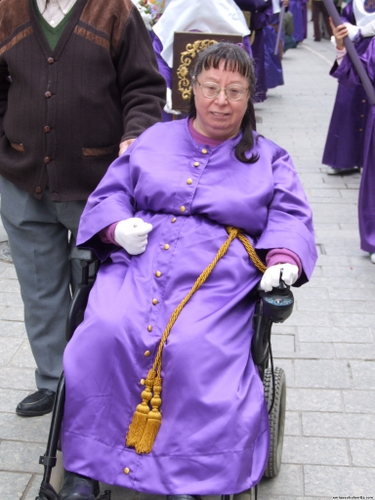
[0,0,166,201]
[33,0,74,51]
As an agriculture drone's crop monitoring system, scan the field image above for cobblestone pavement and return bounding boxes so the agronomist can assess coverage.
[1,19,374,500]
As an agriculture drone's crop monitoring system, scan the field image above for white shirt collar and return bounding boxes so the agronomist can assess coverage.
[36,0,77,26]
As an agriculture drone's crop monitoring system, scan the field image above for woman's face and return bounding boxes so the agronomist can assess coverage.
[192,60,249,140]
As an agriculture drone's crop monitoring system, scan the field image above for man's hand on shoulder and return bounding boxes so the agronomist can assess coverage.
[119,138,136,156]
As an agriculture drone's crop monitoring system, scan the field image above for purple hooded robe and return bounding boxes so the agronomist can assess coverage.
[322,1,371,171]
[61,118,317,494]
[332,38,375,252]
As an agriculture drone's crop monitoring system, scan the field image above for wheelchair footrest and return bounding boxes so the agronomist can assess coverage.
[98,490,112,500]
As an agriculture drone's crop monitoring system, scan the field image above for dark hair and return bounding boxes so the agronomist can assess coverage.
[189,42,259,164]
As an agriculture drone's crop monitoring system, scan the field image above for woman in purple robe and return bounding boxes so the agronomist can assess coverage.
[330,20,375,262]
[58,43,317,500]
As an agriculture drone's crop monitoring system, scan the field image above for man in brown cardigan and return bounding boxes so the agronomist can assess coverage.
[0,0,166,417]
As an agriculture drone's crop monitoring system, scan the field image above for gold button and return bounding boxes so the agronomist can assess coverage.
[155,271,162,277]
[359,128,363,132]
[202,148,208,154]
[194,162,200,167]
[187,178,193,185]
[140,379,145,385]
[35,186,42,194]
[361,114,364,118]
[47,57,54,64]
[123,467,130,475]
[164,244,170,250]
[362,100,366,103]
[171,217,177,223]
[152,298,158,305]
[147,325,153,332]
[144,350,151,357]
[180,206,186,212]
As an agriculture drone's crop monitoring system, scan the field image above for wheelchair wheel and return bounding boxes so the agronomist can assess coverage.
[263,366,286,478]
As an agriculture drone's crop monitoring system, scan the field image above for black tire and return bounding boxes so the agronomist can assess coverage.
[263,366,286,478]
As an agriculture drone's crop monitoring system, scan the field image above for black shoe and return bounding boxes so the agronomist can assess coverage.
[16,389,56,417]
[58,470,100,500]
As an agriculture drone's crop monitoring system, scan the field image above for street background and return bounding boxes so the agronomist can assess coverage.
[0,18,375,500]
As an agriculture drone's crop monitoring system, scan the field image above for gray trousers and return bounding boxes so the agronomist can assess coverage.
[0,177,86,391]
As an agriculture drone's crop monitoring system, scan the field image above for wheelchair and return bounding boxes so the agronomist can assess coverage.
[36,248,293,500]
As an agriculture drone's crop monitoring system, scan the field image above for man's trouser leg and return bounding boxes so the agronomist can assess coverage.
[0,178,86,391]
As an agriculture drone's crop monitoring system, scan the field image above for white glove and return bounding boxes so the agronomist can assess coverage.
[164,88,181,116]
[114,218,153,255]
[360,19,375,38]
[260,263,298,292]
[344,22,360,41]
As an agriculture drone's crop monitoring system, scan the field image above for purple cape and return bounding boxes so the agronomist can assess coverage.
[61,118,317,494]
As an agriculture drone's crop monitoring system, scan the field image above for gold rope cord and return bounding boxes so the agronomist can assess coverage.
[126,226,266,453]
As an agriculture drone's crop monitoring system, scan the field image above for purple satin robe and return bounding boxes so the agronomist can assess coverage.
[61,118,317,494]
[332,38,375,252]
[264,17,284,90]
[288,0,305,42]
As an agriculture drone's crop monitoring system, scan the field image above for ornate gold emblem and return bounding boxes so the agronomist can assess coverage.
[176,39,218,101]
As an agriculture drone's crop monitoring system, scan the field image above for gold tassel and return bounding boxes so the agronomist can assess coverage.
[135,374,162,454]
[126,370,156,447]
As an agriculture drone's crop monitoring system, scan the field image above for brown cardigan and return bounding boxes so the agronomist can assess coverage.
[0,0,166,201]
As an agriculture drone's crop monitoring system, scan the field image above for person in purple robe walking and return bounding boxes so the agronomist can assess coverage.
[322,0,375,175]
[57,42,317,500]
[330,18,375,262]
[322,0,373,175]
[288,0,305,42]
[235,0,284,102]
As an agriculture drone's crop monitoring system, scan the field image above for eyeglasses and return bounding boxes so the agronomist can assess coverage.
[195,79,249,101]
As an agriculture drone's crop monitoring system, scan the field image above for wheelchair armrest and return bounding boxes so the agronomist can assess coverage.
[69,246,97,263]
[66,247,100,341]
